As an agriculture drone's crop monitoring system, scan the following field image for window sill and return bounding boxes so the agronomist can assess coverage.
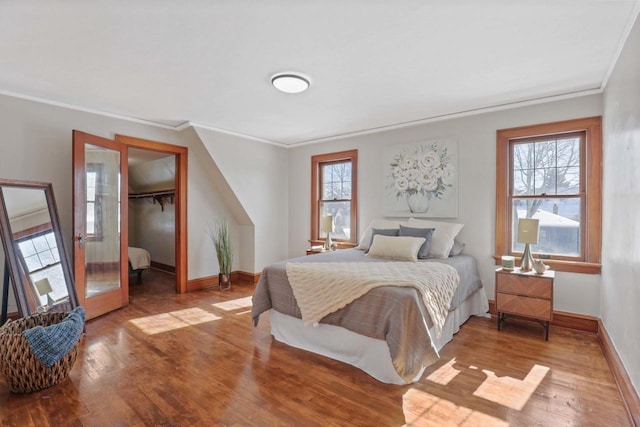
[309,239,357,249]
[493,255,601,274]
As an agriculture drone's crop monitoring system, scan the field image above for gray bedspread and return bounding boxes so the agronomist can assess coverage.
[251,249,483,382]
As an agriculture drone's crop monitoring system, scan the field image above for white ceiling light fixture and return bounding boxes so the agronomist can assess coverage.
[271,73,310,94]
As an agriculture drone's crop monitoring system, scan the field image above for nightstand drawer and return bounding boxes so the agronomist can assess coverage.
[496,273,552,299]
[496,293,552,321]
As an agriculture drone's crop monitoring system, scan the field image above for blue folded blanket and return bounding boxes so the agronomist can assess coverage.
[22,307,85,368]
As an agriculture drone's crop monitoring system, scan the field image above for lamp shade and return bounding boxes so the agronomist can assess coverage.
[517,218,539,244]
[321,215,334,233]
[34,277,53,296]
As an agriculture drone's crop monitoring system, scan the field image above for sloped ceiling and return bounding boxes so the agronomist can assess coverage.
[128,150,175,193]
[0,1,639,146]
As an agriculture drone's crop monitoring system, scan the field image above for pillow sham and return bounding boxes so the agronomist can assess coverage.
[449,239,466,257]
[399,225,434,259]
[407,218,464,259]
[366,228,400,253]
[356,219,409,251]
[366,235,425,262]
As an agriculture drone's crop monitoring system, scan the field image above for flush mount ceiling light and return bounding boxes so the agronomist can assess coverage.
[271,73,310,94]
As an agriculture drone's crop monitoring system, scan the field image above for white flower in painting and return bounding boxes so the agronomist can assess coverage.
[401,156,416,170]
[406,168,421,182]
[422,176,438,192]
[442,164,455,185]
[418,171,433,185]
[389,142,453,202]
[420,151,439,169]
[395,177,409,192]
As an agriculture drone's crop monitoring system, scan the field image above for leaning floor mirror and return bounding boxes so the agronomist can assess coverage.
[0,179,78,320]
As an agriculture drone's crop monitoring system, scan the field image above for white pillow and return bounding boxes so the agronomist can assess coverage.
[357,219,410,251]
[366,235,425,262]
[407,218,464,259]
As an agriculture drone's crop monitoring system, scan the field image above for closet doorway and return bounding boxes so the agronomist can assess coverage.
[127,147,176,290]
[73,132,187,320]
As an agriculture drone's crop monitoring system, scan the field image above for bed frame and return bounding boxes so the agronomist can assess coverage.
[128,262,145,284]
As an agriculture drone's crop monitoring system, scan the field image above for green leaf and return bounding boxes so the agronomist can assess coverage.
[208,219,233,275]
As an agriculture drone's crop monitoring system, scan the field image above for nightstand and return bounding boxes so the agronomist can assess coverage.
[495,267,554,340]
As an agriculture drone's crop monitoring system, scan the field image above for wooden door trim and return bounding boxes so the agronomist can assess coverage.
[115,134,188,294]
[73,130,129,317]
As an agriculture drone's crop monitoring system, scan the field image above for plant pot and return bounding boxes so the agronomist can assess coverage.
[218,273,231,291]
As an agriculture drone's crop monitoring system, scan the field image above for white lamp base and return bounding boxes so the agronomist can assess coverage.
[323,234,333,251]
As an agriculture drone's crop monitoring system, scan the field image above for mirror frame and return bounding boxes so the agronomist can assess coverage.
[0,178,79,318]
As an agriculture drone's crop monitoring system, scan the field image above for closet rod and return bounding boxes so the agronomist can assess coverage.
[128,189,175,199]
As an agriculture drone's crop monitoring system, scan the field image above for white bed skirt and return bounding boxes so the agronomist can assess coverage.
[269,287,490,385]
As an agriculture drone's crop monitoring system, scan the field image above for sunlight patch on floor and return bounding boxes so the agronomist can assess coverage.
[426,357,461,385]
[473,364,550,411]
[212,296,253,311]
[425,358,550,412]
[129,307,221,335]
[403,388,509,427]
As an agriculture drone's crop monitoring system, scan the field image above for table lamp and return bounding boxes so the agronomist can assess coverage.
[517,218,539,272]
[321,214,334,251]
[34,277,54,307]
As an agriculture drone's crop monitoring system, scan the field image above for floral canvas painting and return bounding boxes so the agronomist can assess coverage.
[383,139,458,217]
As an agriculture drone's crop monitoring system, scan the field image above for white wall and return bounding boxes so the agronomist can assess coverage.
[128,156,177,267]
[129,198,176,267]
[178,127,244,279]
[288,95,603,316]
[602,13,640,396]
[193,126,289,273]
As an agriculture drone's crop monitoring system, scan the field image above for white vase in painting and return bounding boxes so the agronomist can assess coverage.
[405,192,431,213]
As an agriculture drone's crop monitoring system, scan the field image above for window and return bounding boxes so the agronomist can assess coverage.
[495,117,601,274]
[17,231,60,273]
[86,163,103,240]
[311,150,358,246]
[16,229,67,306]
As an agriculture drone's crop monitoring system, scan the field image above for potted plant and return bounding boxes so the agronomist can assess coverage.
[209,219,233,291]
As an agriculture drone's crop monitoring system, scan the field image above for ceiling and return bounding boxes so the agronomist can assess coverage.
[1,2,638,146]
[128,147,173,167]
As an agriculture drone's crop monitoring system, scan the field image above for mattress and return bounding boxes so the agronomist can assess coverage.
[128,246,151,270]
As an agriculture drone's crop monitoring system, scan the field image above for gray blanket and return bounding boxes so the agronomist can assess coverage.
[251,249,483,382]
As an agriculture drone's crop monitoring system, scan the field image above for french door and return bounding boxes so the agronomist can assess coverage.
[73,131,128,320]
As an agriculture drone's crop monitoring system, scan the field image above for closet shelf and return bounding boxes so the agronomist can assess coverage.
[128,190,175,212]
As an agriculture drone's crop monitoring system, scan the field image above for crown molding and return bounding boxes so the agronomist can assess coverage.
[0,89,178,130]
[601,2,640,91]
[186,122,288,148]
[0,86,603,149]
[287,88,603,147]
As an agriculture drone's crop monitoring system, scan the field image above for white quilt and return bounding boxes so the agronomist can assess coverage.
[285,261,459,337]
[128,247,151,270]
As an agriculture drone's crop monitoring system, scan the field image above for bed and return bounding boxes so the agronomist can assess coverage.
[128,246,151,284]
[252,247,489,385]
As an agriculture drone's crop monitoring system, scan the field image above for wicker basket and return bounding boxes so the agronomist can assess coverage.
[0,312,82,393]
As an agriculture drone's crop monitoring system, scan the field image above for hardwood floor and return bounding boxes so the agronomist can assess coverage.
[0,269,631,426]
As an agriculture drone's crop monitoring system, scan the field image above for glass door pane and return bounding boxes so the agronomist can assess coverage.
[85,144,121,297]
